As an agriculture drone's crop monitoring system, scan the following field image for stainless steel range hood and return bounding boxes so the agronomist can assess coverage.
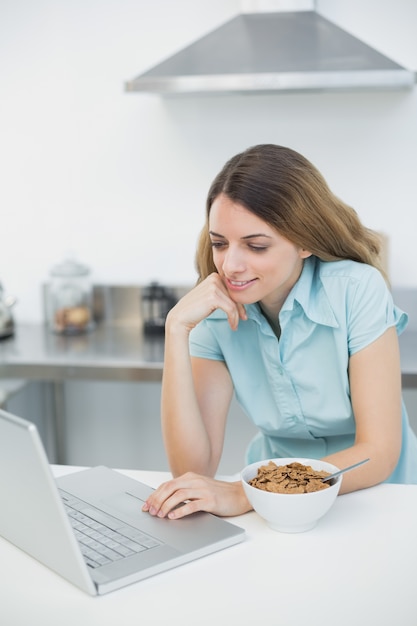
[125,10,415,95]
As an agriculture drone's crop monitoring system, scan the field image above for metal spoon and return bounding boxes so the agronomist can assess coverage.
[322,458,370,483]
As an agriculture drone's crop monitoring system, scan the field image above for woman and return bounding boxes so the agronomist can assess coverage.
[143,144,417,520]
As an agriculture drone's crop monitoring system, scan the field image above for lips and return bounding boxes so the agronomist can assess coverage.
[225,277,257,290]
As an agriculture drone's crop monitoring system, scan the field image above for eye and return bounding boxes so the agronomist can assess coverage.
[248,244,268,252]
[210,240,227,249]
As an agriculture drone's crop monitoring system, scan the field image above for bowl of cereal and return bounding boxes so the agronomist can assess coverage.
[241,457,342,533]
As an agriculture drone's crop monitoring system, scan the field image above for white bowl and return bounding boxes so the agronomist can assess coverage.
[241,457,342,533]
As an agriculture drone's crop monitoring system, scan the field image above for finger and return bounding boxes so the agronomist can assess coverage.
[212,289,242,330]
[226,303,247,330]
[211,277,247,328]
[153,485,207,518]
[144,478,213,519]
[142,475,198,515]
[227,308,240,331]
[238,303,247,320]
[167,498,208,520]
[142,480,177,514]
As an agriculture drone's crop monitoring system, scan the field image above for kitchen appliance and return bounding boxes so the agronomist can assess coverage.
[0,282,16,340]
[141,282,177,335]
[125,4,415,95]
[46,258,94,335]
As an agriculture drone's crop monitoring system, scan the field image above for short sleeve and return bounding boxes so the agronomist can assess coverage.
[189,319,225,361]
[347,268,408,355]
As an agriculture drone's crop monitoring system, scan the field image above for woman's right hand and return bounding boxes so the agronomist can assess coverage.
[142,472,253,520]
[167,273,247,333]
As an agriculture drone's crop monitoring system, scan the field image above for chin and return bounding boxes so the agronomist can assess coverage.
[228,292,258,306]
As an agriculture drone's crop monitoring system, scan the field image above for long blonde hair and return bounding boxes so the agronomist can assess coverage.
[195,144,386,283]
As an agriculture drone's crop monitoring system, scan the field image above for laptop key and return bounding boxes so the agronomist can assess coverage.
[118,525,161,548]
[117,537,147,553]
[60,491,163,569]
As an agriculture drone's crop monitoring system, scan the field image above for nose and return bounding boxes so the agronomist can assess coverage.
[221,245,246,275]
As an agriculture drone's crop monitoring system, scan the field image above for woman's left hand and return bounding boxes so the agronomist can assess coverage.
[142,472,252,519]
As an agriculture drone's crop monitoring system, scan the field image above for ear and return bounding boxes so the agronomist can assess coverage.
[299,248,312,259]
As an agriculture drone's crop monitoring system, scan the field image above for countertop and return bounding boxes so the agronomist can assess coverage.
[1,466,416,626]
[1,321,416,387]
[0,323,165,382]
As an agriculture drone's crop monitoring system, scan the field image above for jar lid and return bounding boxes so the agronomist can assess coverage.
[50,258,90,277]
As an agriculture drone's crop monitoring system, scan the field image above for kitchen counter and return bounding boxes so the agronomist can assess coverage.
[400,329,417,388]
[0,323,165,382]
[1,321,416,387]
[0,323,167,463]
[1,465,416,626]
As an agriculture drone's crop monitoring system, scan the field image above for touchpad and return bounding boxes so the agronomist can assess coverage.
[102,491,146,517]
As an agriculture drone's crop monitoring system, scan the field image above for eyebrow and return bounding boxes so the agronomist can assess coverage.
[209,230,273,240]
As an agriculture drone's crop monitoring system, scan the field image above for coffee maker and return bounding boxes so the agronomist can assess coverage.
[0,282,16,340]
[141,282,177,335]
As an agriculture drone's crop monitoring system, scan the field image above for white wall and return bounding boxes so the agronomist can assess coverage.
[1,0,417,324]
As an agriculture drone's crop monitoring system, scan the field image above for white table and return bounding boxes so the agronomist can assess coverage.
[1,466,416,626]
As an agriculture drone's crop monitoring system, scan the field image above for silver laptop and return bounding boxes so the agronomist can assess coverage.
[0,409,245,595]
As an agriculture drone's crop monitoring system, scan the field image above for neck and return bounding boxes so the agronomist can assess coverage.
[258,302,281,340]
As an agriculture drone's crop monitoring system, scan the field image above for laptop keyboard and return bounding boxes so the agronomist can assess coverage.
[59,489,162,569]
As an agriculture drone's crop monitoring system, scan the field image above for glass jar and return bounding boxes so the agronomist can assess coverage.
[47,258,94,335]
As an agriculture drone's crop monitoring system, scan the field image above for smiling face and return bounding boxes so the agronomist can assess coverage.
[209,194,311,316]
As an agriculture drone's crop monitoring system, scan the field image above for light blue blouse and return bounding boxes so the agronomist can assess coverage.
[189,257,417,484]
